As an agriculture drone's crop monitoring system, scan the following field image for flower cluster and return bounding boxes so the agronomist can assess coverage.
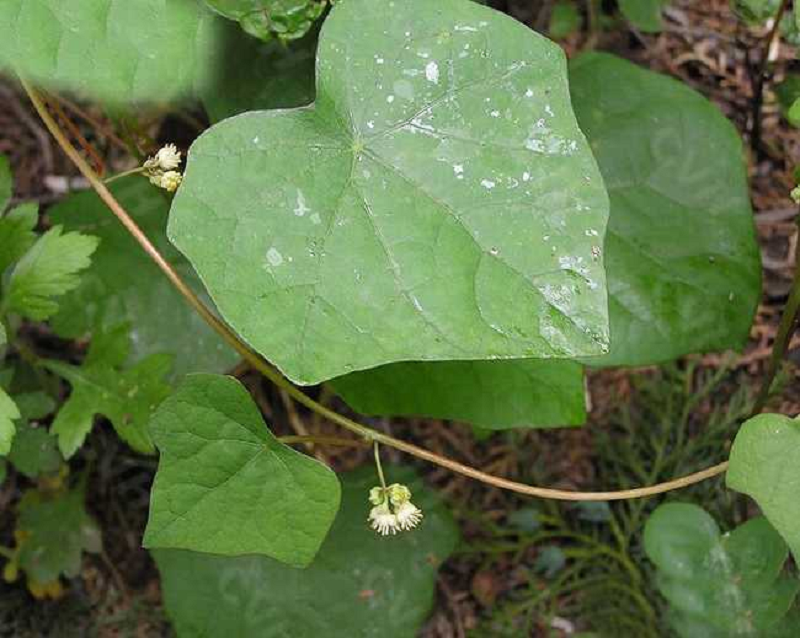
[143,144,183,193]
[368,482,423,536]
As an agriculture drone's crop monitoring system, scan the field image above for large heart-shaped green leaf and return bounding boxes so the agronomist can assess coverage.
[169,0,610,386]
[728,413,800,564]
[143,373,340,567]
[570,53,761,367]
[0,0,223,104]
[49,179,238,379]
[331,359,586,429]
[154,466,458,638]
[644,503,798,637]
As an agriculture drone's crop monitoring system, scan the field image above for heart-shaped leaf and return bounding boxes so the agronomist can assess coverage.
[169,0,610,385]
[570,53,761,367]
[727,413,800,564]
[154,466,458,638]
[143,373,340,567]
[644,503,799,636]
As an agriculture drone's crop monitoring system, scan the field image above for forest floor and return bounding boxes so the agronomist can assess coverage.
[1,0,799,636]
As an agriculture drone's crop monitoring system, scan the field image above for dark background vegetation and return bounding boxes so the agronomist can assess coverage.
[1,0,799,635]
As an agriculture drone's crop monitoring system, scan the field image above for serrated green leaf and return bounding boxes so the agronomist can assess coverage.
[644,503,799,636]
[728,413,800,563]
[49,179,237,379]
[201,22,316,122]
[0,386,20,456]
[570,53,761,367]
[154,465,458,638]
[8,424,61,479]
[331,359,586,429]
[0,203,39,277]
[16,487,101,583]
[170,0,611,385]
[205,0,326,42]
[143,373,340,567]
[618,0,668,32]
[45,324,172,458]
[4,226,99,321]
[0,0,224,104]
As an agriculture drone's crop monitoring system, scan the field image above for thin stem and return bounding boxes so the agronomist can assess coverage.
[22,78,731,502]
[751,217,800,416]
[373,442,387,489]
[751,0,791,150]
[278,435,368,448]
[104,166,144,184]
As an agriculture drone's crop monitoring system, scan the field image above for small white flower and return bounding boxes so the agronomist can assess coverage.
[792,185,800,205]
[395,500,423,531]
[369,502,400,536]
[146,144,182,172]
[157,170,183,193]
[367,482,423,536]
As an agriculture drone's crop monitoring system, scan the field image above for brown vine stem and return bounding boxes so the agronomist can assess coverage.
[21,79,730,501]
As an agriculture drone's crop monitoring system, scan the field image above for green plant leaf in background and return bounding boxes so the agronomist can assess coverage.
[3,226,98,321]
[0,0,226,104]
[14,487,101,585]
[45,324,173,458]
[0,155,10,207]
[7,424,61,479]
[728,413,800,563]
[549,0,582,39]
[205,0,327,43]
[618,0,669,32]
[0,154,39,276]
[331,359,586,429]
[49,179,238,379]
[143,373,340,567]
[775,75,800,128]
[201,21,317,122]
[731,0,781,25]
[644,503,799,637]
[570,53,761,367]
[0,387,20,456]
[154,466,458,638]
[170,0,611,386]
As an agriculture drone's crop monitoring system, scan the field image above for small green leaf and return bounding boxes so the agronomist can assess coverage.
[205,0,326,42]
[644,503,798,636]
[143,373,340,567]
[570,53,761,367]
[170,0,611,385]
[8,424,61,479]
[0,203,39,277]
[331,359,586,429]
[731,0,781,25]
[16,487,101,584]
[201,23,316,122]
[618,0,668,32]
[45,324,172,458]
[5,226,99,321]
[0,0,225,104]
[549,1,581,39]
[0,387,21,456]
[49,178,238,379]
[13,391,56,422]
[154,466,458,638]
[728,413,800,563]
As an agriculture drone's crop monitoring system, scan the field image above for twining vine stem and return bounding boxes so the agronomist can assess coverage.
[21,78,732,502]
